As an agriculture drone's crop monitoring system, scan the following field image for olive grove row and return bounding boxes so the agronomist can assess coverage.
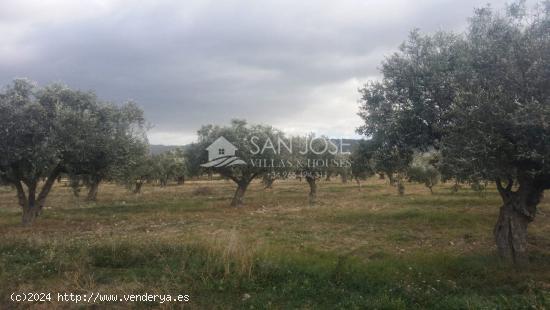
[1,1,549,266]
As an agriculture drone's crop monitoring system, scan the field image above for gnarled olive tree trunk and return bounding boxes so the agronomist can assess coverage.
[14,166,61,226]
[387,172,396,186]
[262,174,275,189]
[133,180,144,194]
[306,175,317,206]
[231,181,249,207]
[218,169,258,208]
[86,180,100,202]
[341,173,348,184]
[397,179,405,196]
[17,182,40,226]
[427,184,434,195]
[494,177,543,266]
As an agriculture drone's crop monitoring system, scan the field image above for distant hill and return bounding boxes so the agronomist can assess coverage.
[149,144,189,155]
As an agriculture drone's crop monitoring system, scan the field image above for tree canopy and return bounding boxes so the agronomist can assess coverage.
[0,79,148,224]
[192,120,287,207]
[357,1,550,264]
[67,101,148,201]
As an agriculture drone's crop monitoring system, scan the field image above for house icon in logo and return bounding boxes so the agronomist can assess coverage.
[201,136,247,168]
[206,136,237,161]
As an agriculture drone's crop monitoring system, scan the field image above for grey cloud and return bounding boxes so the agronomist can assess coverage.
[0,0,512,143]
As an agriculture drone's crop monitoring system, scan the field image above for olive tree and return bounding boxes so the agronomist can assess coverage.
[193,120,286,207]
[350,140,375,189]
[358,1,550,264]
[261,170,277,189]
[0,79,58,225]
[444,2,550,264]
[407,151,440,194]
[67,102,148,201]
[0,79,147,225]
[151,148,186,187]
[117,152,154,194]
[354,136,411,194]
[292,135,338,206]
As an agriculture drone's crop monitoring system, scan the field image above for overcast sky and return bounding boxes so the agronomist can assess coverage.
[1,0,513,145]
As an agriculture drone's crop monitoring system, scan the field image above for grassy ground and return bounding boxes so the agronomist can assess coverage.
[0,178,549,309]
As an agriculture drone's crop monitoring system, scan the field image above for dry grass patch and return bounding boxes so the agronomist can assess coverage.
[0,177,549,308]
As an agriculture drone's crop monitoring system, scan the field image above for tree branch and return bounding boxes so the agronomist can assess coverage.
[217,168,240,184]
[496,177,512,200]
[249,172,261,183]
[37,164,62,204]
[13,181,27,208]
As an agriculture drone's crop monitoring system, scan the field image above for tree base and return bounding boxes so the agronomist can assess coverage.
[306,176,317,206]
[494,202,530,266]
[231,184,248,208]
[86,182,99,202]
[22,206,42,226]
